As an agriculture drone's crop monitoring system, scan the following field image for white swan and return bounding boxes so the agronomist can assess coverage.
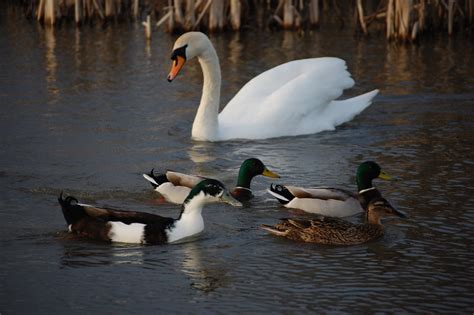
[167,32,379,142]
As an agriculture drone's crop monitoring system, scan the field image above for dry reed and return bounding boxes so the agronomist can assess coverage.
[18,0,474,41]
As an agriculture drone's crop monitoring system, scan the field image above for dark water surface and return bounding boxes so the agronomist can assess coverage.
[1,5,474,314]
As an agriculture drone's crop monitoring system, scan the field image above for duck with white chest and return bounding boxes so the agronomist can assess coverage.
[267,161,392,217]
[143,158,279,204]
[58,179,241,245]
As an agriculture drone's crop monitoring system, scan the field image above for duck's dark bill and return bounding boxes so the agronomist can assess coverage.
[222,191,243,207]
[393,208,407,218]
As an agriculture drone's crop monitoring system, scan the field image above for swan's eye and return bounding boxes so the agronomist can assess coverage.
[170,44,188,61]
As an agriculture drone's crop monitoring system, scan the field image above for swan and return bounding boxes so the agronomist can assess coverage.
[167,32,379,141]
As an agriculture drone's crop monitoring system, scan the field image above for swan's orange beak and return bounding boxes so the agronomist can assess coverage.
[167,56,186,82]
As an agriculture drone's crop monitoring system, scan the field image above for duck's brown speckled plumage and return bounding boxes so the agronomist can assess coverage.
[261,197,405,246]
[268,217,384,245]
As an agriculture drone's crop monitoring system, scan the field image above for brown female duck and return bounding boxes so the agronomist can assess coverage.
[261,197,405,245]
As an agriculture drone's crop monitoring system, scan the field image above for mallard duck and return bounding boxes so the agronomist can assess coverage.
[143,158,279,204]
[58,179,241,245]
[261,197,405,245]
[267,161,391,217]
[168,32,379,141]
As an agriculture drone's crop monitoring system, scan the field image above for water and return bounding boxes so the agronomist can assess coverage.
[1,5,474,313]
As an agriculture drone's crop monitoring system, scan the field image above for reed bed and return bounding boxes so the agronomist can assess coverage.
[18,0,474,41]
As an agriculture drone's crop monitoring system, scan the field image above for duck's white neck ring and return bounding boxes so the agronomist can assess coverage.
[359,187,376,194]
[234,186,252,192]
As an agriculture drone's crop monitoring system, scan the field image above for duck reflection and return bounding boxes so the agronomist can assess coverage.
[58,233,228,292]
[179,242,228,293]
[110,246,144,265]
[58,233,145,268]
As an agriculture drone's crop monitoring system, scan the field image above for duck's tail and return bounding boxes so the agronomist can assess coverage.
[267,184,294,205]
[260,224,289,236]
[142,168,169,189]
[58,192,86,226]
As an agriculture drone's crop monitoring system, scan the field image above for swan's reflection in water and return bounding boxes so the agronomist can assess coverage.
[187,142,218,164]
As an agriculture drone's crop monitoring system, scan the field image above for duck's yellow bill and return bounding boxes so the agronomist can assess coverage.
[378,170,392,180]
[167,56,186,82]
[262,168,280,178]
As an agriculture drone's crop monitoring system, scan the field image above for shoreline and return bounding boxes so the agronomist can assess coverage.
[7,0,474,42]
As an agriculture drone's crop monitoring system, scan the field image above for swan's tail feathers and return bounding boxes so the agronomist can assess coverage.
[355,89,379,111]
[267,184,294,205]
[58,192,86,226]
[260,224,289,237]
[329,89,379,126]
[143,169,169,189]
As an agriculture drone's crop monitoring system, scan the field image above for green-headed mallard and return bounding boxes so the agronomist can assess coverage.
[267,161,391,217]
[261,197,405,245]
[58,179,241,245]
[143,158,279,204]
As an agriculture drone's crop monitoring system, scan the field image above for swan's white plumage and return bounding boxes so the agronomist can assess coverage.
[219,58,377,140]
[170,32,379,141]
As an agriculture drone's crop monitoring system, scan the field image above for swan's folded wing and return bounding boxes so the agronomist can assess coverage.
[218,58,355,139]
[285,186,357,201]
[224,57,354,114]
[166,171,205,188]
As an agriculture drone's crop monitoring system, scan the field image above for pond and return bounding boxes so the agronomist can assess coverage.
[1,5,473,313]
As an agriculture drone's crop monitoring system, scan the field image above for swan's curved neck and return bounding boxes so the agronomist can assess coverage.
[191,47,221,141]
